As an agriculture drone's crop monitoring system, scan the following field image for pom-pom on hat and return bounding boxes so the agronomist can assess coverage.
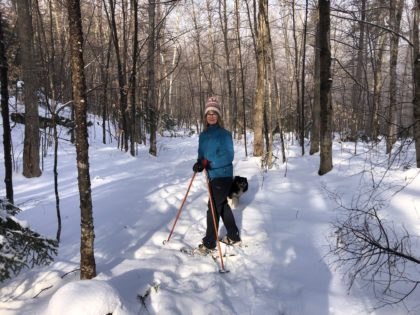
[205,97,222,116]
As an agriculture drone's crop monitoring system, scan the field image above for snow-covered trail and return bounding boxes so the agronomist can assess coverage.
[96,138,372,315]
[1,134,406,315]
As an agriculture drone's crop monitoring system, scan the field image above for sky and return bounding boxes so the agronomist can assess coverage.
[0,98,420,315]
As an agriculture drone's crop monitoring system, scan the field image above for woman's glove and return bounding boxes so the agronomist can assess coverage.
[193,159,209,172]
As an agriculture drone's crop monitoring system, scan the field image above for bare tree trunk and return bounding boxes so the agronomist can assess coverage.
[17,0,42,178]
[66,0,96,279]
[300,0,309,155]
[350,0,366,141]
[253,0,269,157]
[129,0,139,156]
[265,54,273,169]
[244,0,257,57]
[106,0,129,152]
[413,0,420,168]
[96,0,109,145]
[292,0,301,142]
[371,33,386,141]
[0,13,14,204]
[310,20,320,155]
[318,0,333,175]
[387,0,404,154]
[101,37,112,145]
[235,0,248,156]
[219,0,233,131]
[147,0,157,156]
[265,10,285,163]
[52,114,61,242]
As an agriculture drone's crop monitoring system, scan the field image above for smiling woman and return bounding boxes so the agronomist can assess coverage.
[191,96,241,256]
[203,97,224,131]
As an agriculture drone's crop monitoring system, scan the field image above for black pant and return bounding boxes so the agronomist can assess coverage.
[202,177,240,249]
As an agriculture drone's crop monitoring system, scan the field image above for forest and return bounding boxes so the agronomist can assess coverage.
[1,0,420,312]
[1,0,419,169]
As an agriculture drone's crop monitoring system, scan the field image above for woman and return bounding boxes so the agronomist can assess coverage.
[192,97,241,255]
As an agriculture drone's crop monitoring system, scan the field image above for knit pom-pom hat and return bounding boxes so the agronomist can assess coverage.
[205,97,221,116]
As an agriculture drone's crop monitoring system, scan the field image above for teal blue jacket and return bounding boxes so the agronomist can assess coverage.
[198,124,234,179]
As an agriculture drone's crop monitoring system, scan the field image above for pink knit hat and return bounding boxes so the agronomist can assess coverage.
[205,97,222,116]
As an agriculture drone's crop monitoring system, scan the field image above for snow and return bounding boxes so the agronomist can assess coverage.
[0,99,419,314]
[46,280,126,315]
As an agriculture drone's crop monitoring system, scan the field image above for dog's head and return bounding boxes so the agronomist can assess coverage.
[233,176,248,192]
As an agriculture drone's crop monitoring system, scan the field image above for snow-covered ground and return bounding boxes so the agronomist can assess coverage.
[0,107,419,314]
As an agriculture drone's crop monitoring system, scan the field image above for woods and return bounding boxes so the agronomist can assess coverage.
[1,0,420,307]
[2,0,420,168]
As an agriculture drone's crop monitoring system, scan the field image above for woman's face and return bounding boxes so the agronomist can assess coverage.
[206,111,218,125]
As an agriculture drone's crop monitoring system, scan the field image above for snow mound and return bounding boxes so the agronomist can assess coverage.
[46,279,126,315]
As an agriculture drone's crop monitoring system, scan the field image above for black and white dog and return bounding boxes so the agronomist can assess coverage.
[228,176,248,209]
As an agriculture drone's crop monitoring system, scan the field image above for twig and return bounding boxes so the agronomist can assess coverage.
[33,285,53,299]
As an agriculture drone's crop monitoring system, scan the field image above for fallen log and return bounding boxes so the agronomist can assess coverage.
[11,112,93,128]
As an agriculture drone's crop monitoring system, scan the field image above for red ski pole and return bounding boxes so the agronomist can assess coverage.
[163,171,197,244]
[204,169,228,273]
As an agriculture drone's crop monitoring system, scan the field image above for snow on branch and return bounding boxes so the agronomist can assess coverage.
[0,199,58,282]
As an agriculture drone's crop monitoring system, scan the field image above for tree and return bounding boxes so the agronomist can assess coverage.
[234,0,248,156]
[16,0,41,178]
[414,0,420,167]
[147,0,158,156]
[300,0,309,155]
[350,0,367,142]
[310,20,320,156]
[105,0,129,152]
[219,0,233,131]
[128,0,139,156]
[66,0,96,279]
[387,0,404,154]
[291,0,300,143]
[253,0,268,157]
[0,13,14,204]
[370,24,386,141]
[318,0,333,175]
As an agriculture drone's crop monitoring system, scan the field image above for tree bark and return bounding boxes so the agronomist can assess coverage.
[310,20,321,155]
[219,0,233,131]
[106,0,129,152]
[17,0,42,178]
[318,0,333,175]
[253,0,269,157]
[235,0,248,156]
[413,0,420,168]
[387,0,404,154]
[292,0,301,143]
[147,0,157,156]
[300,0,309,155]
[371,33,386,141]
[66,0,96,279]
[0,13,14,204]
[129,0,139,156]
[350,0,366,141]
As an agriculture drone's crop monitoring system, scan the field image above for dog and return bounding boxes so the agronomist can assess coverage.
[228,176,248,209]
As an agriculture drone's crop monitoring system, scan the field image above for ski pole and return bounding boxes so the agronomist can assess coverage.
[163,171,197,245]
[204,169,228,273]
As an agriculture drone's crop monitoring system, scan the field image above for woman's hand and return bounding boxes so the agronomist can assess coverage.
[193,159,210,172]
